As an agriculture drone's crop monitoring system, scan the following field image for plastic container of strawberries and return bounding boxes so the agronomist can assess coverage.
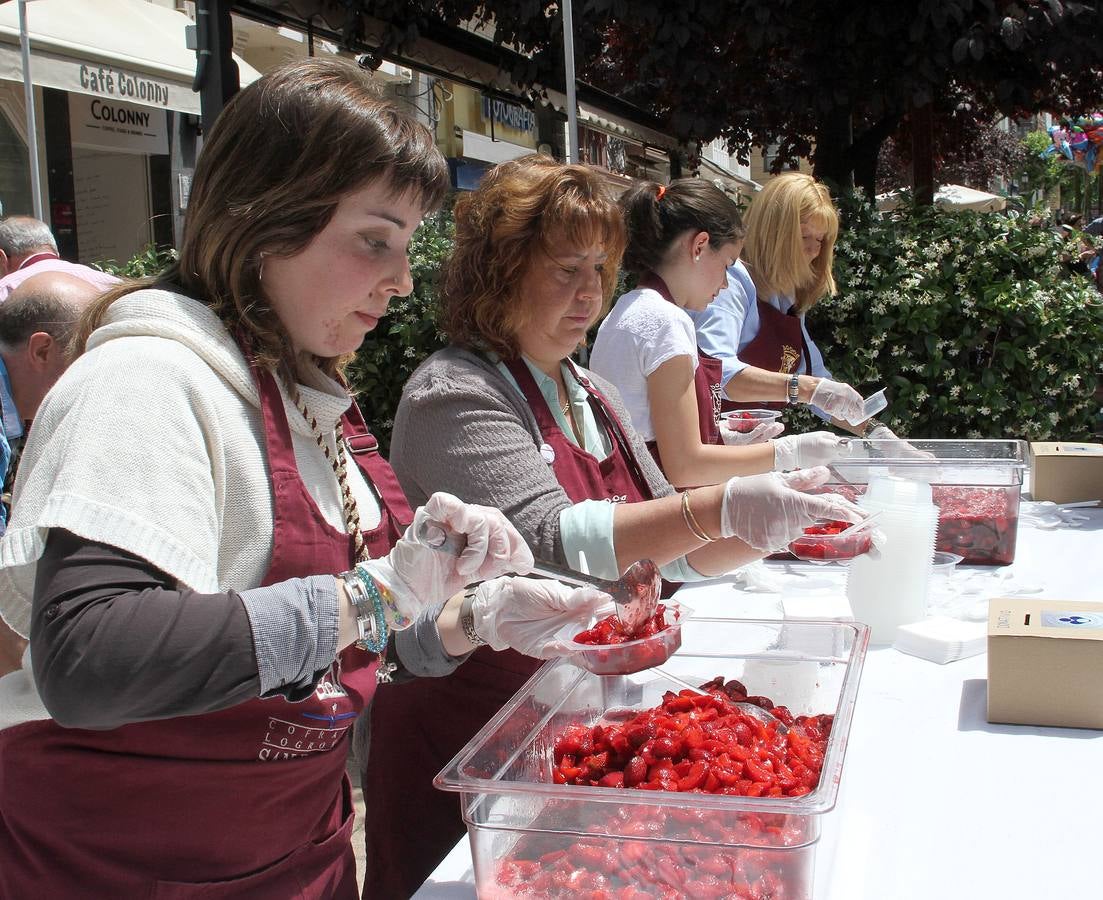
[567,602,689,676]
[822,439,1027,565]
[435,617,869,899]
[721,408,783,434]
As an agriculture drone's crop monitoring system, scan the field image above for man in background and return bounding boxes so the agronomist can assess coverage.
[0,216,119,303]
[0,271,101,675]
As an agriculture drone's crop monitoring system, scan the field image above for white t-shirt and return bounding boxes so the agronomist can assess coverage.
[590,287,698,442]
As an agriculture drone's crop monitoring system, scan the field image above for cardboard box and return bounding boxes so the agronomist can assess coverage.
[988,598,1103,729]
[1028,442,1103,504]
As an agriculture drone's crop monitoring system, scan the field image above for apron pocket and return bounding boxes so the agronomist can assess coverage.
[150,805,357,900]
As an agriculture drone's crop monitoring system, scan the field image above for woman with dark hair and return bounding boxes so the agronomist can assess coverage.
[591,179,845,488]
[367,155,864,896]
[0,60,605,898]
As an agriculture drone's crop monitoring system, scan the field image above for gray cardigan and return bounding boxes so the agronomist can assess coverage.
[390,346,675,566]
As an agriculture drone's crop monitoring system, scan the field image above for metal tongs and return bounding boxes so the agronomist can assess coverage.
[414,520,661,631]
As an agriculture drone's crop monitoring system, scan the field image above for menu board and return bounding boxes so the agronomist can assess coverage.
[72,148,152,267]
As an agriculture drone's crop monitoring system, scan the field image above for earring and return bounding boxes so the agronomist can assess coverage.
[694,254,701,263]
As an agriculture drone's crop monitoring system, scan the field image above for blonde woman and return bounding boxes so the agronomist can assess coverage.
[692,172,892,438]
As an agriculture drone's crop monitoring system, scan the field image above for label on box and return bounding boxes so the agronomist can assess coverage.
[1056,445,1103,455]
[1040,611,1103,629]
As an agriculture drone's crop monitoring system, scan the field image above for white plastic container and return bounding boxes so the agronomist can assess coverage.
[846,476,939,644]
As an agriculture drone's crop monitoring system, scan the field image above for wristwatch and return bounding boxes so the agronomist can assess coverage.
[459,586,487,647]
[786,373,800,405]
[859,418,884,438]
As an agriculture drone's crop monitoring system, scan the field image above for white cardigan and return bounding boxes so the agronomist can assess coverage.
[0,288,381,640]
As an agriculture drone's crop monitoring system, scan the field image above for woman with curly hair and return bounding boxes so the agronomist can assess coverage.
[366,155,864,896]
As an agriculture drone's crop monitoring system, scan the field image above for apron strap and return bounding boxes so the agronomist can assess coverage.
[341,398,414,530]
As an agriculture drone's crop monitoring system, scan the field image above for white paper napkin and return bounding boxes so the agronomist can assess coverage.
[894,616,987,664]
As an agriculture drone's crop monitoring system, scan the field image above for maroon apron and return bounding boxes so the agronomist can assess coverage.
[635,273,724,475]
[0,362,411,899]
[362,355,657,899]
[721,298,813,412]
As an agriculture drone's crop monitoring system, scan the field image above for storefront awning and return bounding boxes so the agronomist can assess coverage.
[460,130,533,165]
[0,0,260,115]
[542,88,679,152]
[699,156,762,195]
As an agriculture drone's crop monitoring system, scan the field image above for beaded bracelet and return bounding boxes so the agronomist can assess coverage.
[356,564,411,629]
[681,490,717,543]
[342,569,388,654]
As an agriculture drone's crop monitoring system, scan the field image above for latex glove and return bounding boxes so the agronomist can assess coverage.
[471,576,610,659]
[720,420,785,445]
[719,467,866,552]
[366,493,534,624]
[864,425,938,464]
[810,379,866,425]
[772,431,847,471]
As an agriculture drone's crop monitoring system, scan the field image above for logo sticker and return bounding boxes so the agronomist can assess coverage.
[1040,611,1103,629]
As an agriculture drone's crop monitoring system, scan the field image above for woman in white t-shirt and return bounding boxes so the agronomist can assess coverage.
[591,179,844,489]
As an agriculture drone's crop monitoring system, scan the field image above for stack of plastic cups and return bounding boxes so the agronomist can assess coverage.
[845,475,940,645]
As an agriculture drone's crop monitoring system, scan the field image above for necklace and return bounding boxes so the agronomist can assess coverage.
[290,385,370,563]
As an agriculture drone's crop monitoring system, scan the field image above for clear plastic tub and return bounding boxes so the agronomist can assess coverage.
[826,438,1027,565]
[436,618,870,899]
[722,408,782,433]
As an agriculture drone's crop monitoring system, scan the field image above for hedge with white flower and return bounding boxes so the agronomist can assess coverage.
[791,198,1103,440]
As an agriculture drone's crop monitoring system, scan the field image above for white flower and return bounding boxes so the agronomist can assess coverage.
[978,406,990,416]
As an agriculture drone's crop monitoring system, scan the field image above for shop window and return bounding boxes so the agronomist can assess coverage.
[0,109,33,217]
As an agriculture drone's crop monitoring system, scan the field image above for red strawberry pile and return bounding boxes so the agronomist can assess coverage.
[931,485,1018,565]
[488,677,830,898]
[788,520,872,561]
[572,606,677,674]
[805,483,1019,565]
[573,606,670,646]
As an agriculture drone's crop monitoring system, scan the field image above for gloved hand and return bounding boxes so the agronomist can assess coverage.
[720,420,785,445]
[470,577,610,658]
[772,431,847,471]
[863,424,937,465]
[810,379,866,425]
[719,467,866,552]
[365,493,534,625]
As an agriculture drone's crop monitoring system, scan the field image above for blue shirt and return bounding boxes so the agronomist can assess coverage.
[0,357,24,534]
[689,261,832,420]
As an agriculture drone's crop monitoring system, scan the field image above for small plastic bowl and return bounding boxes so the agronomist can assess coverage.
[788,521,873,564]
[722,408,782,434]
[568,602,689,676]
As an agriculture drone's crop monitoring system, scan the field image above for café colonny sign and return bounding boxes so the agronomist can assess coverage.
[69,92,169,155]
[79,63,172,108]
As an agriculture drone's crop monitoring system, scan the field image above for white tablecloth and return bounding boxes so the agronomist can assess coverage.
[415,506,1103,900]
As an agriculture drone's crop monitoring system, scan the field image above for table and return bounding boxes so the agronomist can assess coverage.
[415,506,1103,900]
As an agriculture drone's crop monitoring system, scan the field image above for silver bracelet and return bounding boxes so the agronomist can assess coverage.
[340,570,386,652]
[459,586,487,647]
